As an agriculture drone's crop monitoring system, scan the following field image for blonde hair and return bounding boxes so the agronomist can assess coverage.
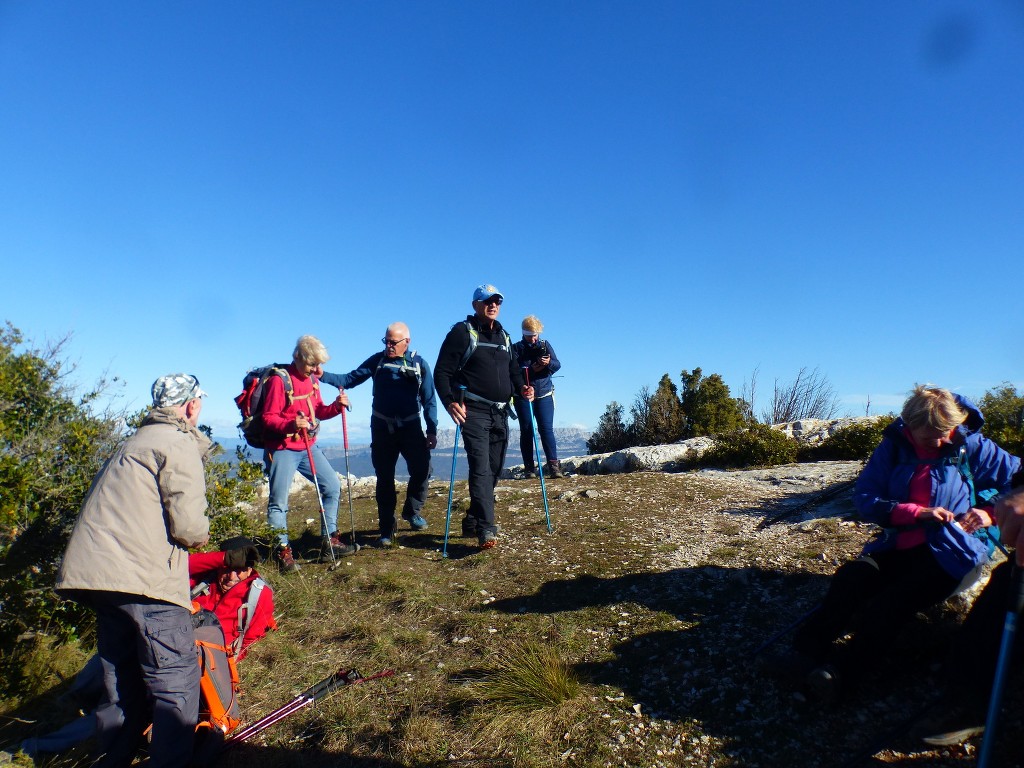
[521,315,543,333]
[293,335,330,366]
[901,385,967,432]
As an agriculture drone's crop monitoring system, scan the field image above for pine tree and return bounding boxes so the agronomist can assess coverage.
[680,368,745,437]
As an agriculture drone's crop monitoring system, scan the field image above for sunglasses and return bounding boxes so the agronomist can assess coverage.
[382,338,409,347]
[481,296,503,306]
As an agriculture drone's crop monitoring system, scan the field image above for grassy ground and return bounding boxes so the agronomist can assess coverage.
[3,468,1022,767]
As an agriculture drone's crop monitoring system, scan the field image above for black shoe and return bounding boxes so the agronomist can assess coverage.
[804,664,841,704]
[461,516,478,538]
[521,467,538,479]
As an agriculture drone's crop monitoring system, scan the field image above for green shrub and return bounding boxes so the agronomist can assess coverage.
[0,323,269,697]
[978,383,1024,458]
[698,423,798,469]
[797,415,894,461]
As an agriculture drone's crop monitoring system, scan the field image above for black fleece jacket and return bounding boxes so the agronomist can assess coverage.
[434,315,525,408]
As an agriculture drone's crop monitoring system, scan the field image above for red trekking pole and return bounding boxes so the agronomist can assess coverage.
[340,401,358,549]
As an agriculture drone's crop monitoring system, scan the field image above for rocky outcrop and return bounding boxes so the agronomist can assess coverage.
[556,436,717,476]
[506,416,879,477]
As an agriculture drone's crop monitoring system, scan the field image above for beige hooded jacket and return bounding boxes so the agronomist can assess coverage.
[56,407,212,609]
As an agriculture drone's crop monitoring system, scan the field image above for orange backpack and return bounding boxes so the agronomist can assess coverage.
[192,610,242,755]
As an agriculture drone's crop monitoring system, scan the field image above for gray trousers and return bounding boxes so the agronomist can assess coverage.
[90,592,199,768]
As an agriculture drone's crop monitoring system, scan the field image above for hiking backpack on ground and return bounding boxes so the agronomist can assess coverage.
[191,609,242,764]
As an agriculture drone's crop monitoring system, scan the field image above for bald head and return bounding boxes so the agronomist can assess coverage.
[383,322,411,358]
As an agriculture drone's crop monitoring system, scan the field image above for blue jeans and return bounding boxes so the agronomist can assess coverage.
[265,444,341,545]
[90,593,199,768]
[514,394,557,469]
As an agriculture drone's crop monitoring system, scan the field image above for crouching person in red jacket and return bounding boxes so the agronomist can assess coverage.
[189,536,277,662]
[22,538,276,758]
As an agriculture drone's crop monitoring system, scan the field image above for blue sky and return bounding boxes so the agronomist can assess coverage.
[2,2,1022,443]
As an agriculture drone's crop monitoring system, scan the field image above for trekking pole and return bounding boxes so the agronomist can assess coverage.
[977,562,1024,768]
[225,667,395,747]
[751,604,820,657]
[523,367,552,533]
[302,428,337,570]
[442,386,466,559]
[339,400,359,549]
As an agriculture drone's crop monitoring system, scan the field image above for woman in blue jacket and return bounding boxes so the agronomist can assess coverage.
[513,315,563,478]
[791,385,1020,702]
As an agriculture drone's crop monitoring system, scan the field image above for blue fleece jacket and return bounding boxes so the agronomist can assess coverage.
[854,395,1020,542]
[321,351,438,435]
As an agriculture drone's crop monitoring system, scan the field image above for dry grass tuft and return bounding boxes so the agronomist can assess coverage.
[458,640,586,753]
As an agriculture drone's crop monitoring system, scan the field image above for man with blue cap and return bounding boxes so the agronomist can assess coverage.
[434,285,534,549]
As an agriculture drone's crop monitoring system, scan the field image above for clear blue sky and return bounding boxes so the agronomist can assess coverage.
[2,2,1022,443]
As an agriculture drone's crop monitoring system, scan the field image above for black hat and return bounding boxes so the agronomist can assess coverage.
[219,536,260,566]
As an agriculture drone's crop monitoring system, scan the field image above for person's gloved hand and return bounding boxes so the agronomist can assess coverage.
[224,545,258,570]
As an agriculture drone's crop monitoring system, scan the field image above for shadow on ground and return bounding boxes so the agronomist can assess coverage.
[488,561,1020,768]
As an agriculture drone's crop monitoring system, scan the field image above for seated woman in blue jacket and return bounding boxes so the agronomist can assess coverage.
[791,385,1020,702]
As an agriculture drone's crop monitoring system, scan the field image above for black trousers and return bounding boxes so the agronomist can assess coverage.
[459,404,509,536]
[944,560,1023,703]
[370,422,431,536]
[793,545,958,676]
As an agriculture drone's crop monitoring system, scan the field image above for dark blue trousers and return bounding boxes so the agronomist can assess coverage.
[371,422,432,536]
[459,404,509,537]
[90,592,199,768]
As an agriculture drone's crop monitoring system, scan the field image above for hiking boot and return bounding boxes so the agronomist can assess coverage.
[376,536,394,549]
[276,545,301,573]
[461,516,478,538]
[804,664,841,705]
[479,530,497,550]
[522,466,538,479]
[546,460,565,478]
[322,532,357,559]
[403,513,428,531]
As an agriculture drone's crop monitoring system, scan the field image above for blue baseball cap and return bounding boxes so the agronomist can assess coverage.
[472,284,504,302]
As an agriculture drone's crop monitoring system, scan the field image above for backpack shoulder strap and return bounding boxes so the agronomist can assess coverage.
[234,577,270,655]
[457,321,478,373]
[268,366,294,404]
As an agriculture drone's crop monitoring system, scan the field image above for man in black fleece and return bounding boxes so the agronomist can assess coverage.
[434,284,534,548]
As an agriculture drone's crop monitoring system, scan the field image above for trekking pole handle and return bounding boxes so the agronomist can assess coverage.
[522,365,531,387]
[457,384,466,405]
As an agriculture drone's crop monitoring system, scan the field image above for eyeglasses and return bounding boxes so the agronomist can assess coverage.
[382,338,409,347]
[482,296,502,306]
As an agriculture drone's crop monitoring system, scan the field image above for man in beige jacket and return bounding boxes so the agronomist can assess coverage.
[56,373,212,768]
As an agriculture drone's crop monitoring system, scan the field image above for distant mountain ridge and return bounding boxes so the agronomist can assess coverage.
[216,428,591,481]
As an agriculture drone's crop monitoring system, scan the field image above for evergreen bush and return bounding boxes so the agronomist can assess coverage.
[697,423,798,469]
[797,415,893,461]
